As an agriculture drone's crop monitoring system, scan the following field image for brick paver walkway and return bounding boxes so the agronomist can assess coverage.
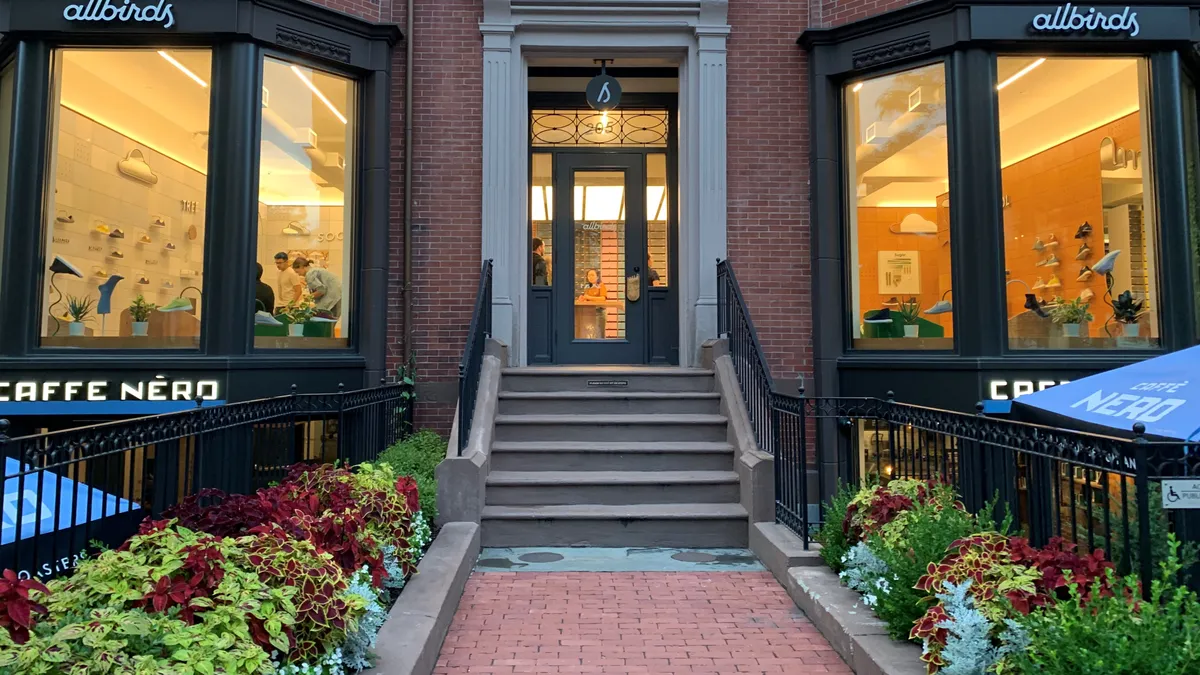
[434,571,852,674]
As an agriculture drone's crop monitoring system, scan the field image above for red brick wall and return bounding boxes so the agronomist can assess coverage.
[726,0,813,384]
[824,0,925,27]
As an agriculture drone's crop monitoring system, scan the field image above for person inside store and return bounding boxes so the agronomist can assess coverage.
[577,268,608,304]
[532,238,551,286]
[254,263,275,314]
[647,253,661,287]
[293,256,343,319]
[274,251,304,313]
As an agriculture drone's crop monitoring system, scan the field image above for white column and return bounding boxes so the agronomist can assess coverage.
[481,23,518,360]
[692,22,729,362]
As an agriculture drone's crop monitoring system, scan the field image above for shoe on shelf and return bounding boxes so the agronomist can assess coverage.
[1080,288,1095,303]
[1045,234,1059,248]
[1043,255,1060,267]
[138,233,152,244]
[94,222,110,235]
[924,300,953,315]
[1032,277,1046,290]
[108,250,124,259]
[255,311,283,326]
[56,210,74,224]
[92,267,109,279]
[282,221,310,236]
[863,308,893,324]
[160,297,192,312]
[180,269,198,277]
[1076,243,1092,260]
[136,276,150,285]
[882,296,900,307]
[164,242,176,251]
[1032,238,1045,252]
[109,228,126,239]
[1074,221,1093,239]
[1047,274,1062,288]
[162,280,174,289]
[1024,293,1049,318]
[151,217,166,228]
[1077,266,1094,282]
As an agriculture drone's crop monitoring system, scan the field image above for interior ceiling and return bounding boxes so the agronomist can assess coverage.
[856,57,1141,207]
[59,50,351,205]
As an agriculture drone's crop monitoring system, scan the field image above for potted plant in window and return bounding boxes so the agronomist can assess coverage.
[281,297,315,337]
[129,294,156,336]
[66,294,95,337]
[1049,296,1092,338]
[1112,290,1145,338]
[897,297,921,338]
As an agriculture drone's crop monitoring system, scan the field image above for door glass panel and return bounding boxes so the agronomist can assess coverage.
[531,153,552,286]
[647,153,668,287]
[573,170,625,340]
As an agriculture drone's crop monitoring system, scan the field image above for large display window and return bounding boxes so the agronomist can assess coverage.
[998,57,1160,350]
[40,48,212,348]
[253,56,356,349]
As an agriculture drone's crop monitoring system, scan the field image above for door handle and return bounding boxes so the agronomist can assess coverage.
[627,267,642,302]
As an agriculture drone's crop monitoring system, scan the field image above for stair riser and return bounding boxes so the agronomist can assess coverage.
[486,482,739,506]
[498,397,721,415]
[495,422,727,443]
[490,451,735,472]
[481,518,748,547]
[502,375,714,393]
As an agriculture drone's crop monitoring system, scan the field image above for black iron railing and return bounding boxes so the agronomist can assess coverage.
[457,259,493,455]
[774,394,1198,597]
[716,259,776,453]
[0,380,413,578]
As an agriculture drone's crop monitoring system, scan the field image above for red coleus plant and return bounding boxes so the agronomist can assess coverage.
[162,488,275,537]
[843,479,961,544]
[0,569,50,644]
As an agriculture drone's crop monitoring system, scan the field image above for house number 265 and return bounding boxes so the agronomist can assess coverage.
[180,200,198,213]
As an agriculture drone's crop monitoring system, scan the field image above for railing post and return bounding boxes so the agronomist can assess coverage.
[1134,423,1153,599]
[885,391,897,482]
[796,394,810,547]
[336,383,346,464]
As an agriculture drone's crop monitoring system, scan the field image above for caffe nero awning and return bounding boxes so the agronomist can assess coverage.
[1011,345,1200,441]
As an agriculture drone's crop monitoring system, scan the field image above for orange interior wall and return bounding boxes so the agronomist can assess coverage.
[855,206,953,335]
[1001,112,1142,333]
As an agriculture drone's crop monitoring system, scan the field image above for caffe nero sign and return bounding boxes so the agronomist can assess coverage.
[63,0,176,29]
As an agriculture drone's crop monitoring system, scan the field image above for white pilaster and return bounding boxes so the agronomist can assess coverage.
[693,17,730,361]
[481,21,518,360]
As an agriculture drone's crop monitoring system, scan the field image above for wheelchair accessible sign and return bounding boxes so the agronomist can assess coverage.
[1162,480,1200,509]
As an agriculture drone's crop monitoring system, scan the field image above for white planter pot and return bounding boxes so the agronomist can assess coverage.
[288,323,305,337]
[1123,323,1140,337]
[1062,323,1082,337]
[903,324,920,338]
[132,321,149,336]
[68,322,85,337]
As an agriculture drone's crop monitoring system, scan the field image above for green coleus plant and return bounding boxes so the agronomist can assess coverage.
[844,479,964,547]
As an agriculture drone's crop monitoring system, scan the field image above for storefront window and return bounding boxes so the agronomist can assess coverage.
[998,57,1160,349]
[254,56,355,348]
[40,49,212,348]
[845,63,953,350]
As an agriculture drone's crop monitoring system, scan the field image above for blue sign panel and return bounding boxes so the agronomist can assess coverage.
[3,457,141,545]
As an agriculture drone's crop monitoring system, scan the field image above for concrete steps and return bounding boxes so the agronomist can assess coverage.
[482,367,747,547]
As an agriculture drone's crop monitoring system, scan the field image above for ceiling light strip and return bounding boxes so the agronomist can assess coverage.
[158,50,208,88]
[290,65,347,125]
[996,58,1046,91]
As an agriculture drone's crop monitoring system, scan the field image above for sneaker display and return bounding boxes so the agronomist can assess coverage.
[94,222,110,235]
[138,233,152,244]
[160,297,192,312]
[92,267,108,279]
[255,311,283,326]
[863,308,893,324]
[109,228,125,239]
[1042,255,1060,267]
[924,300,952,315]
[180,269,198,277]
[107,250,124,259]
[1032,238,1045,252]
[151,217,166,228]
[1046,274,1062,288]
[882,296,900,307]
[164,242,176,251]
[1045,234,1058,248]
[1023,294,1049,318]
[162,280,174,289]
[282,221,310,236]
[1076,266,1094,282]
[1032,277,1046,290]
[1076,243,1091,260]
[136,276,150,285]
[1093,249,1121,275]
[56,210,74,224]
[1074,221,1093,239]
[1080,288,1095,302]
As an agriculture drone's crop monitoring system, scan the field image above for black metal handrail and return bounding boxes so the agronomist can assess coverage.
[457,259,493,455]
[0,380,414,578]
[716,259,776,453]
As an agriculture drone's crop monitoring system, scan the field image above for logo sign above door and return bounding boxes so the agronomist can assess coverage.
[1030,4,1139,36]
[63,0,176,29]
[586,60,622,112]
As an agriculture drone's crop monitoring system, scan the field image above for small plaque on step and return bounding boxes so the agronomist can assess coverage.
[587,380,628,387]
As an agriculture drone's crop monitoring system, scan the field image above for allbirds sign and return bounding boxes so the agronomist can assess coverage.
[63,0,176,29]
[1030,4,1140,37]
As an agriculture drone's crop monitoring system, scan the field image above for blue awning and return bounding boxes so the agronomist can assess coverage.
[2,457,141,545]
[1011,345,1200,441]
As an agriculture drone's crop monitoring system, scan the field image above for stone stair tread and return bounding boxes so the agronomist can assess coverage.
[499,391,720,399]
[486,470,739,486]
[482,503,749,520]
[490,441,734,453]
[502,367,713,375]
[494,413,728,424]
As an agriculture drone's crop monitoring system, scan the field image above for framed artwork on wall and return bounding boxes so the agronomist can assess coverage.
[878,250,920,295]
